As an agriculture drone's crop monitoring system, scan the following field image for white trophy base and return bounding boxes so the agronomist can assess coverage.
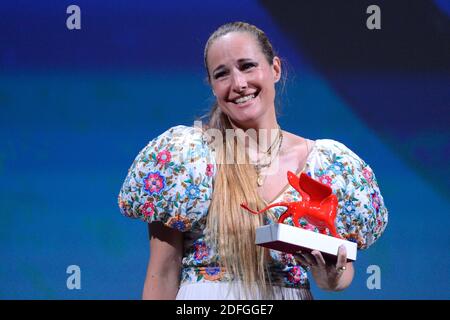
[256,223,357,263]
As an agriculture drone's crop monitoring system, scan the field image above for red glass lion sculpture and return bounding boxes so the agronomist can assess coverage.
[241,171,341,238]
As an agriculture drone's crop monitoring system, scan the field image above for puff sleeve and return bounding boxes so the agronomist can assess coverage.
[308,139,388,249]
[117,125,215,233]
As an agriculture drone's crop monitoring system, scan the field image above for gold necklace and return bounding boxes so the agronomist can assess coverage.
[260,125,282,156]
[255,128,283,187]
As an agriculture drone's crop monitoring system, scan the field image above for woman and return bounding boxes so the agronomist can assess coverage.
[118,22,388,300]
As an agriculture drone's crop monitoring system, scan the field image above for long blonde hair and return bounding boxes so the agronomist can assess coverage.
[202,22,280,299]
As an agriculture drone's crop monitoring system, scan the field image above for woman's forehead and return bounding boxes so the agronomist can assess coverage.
[207,32,263,68]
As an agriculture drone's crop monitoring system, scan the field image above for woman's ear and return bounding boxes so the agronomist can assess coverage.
[272,56,282,83]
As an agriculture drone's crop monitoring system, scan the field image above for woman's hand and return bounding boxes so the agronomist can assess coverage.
[295,245,354,291]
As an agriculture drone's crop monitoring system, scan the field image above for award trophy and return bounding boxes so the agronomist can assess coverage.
[241,171,357,263]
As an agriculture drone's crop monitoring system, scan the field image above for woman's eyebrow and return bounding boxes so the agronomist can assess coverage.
[213,65,226,74]
[236,58,255,64]
[212,58,256,74]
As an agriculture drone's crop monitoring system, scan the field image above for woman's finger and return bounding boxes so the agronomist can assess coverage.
[335,245,348,273]
[300,252,317,266]
[294,253,310,269]
[311,250,326,268]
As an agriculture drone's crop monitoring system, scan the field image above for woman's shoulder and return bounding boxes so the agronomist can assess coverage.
[313,138,353,152]
[143,124,212,159]
[283,132,349,153]
[311,138,365,163]
[150,124,205,144]
[306,138,373,185]
[118,123,215,232]
[306,139,388,249]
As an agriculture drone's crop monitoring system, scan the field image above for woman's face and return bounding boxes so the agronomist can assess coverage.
[206,32,281,128]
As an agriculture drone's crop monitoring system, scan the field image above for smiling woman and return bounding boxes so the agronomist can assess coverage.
[205,27,281,130]
[117,21,388,300]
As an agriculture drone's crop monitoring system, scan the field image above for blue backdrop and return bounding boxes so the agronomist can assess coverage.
[1,0,449,299]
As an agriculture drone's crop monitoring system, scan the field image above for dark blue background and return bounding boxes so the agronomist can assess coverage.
[1,0,449,299]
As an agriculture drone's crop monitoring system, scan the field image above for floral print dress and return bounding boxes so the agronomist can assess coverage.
[118,125,388,296]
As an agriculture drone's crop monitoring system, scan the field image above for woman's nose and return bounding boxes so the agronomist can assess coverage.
[231,70,248,92]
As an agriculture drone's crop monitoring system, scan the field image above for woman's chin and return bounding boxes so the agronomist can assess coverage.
[229,113,262,128]
[223,101,266,127]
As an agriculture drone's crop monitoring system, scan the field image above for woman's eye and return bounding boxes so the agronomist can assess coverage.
[242,63,256,70]
[214,71,227,79]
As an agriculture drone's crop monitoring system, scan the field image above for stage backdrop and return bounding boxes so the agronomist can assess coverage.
[0,0,449,299]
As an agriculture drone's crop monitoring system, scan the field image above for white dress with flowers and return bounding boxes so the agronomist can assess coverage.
[118,125,388,300]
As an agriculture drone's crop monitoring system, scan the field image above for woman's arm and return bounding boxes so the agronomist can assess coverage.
[142,222,183,300]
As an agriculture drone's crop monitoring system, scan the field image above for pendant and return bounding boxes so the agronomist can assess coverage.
[257,175,264,187]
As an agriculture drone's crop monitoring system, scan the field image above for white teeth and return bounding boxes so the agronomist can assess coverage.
[234,94,255,104]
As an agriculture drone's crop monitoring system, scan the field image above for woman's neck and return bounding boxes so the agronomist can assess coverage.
[227,115,281,155]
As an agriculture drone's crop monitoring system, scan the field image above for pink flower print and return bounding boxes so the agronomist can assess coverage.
[118,197,131,217]
[362,167,373,183]
[319,175,332,187]
[303,223,316,232]
[143,171,166,195]
[156,150,171,165]
[141,201,155,218]
[281,253,294,265]
[206,164,214,177]
[286,266,302,285]
[371,192,381,212]
[377,217,383,228]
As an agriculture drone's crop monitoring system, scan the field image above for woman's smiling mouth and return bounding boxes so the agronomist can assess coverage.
[230,91,260,106]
